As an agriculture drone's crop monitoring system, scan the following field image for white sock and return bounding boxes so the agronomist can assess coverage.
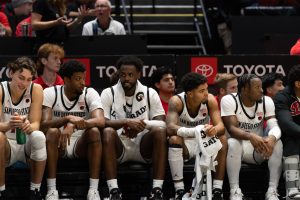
[89,178,99,190]
[30,182,41,191]
[153,179,163,189]
[47,178,56,191]
[107,179,118,192]
[213,180,223,190]
[0,185,5,191]
[168,147,184,191]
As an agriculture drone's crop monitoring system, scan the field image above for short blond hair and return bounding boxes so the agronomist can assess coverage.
[214,73,236,89]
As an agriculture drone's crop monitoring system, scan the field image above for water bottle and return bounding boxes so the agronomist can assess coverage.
[16,128,26,144]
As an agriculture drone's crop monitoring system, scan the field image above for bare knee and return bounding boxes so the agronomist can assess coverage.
[102,127,117,145]
[85,127,100,143]
[151,127,167,142]
[168,135,184,146]
[46,128,60,144]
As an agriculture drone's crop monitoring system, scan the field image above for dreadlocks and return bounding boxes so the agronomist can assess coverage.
[237,74,258,94]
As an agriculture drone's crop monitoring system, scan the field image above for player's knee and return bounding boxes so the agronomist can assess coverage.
[151,127,167,141]
[227,138,242,153]
[85,127,100,143]
[272,139,283,156]
[168,135,183,146]
[30,131,47,161]
[102,127,117,144]
[46,128,60,143]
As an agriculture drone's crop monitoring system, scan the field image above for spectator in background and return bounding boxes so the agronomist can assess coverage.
[290,39,300,55]
[31,0,88,52]
[1,0,32,36]
[82,0,126,36]
[0,11,12,36]
[15,15,33,37]
[67,0,97,18]
[212,73,238,200]
[262,73,284,98]
[152,66,176,114]
[274,65,300,199]
[33,43,65,89]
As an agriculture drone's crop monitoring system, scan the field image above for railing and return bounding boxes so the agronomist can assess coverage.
[121,0,132,34]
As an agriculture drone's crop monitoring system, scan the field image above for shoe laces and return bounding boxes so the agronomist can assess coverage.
[110,188,122,200]
[175,189,185,200]
[46,190,59,200]
[149,187,163,200]
[88,189,100,200]
[213,188,223,200]
[266,188,279,200]
[231,188,243,198]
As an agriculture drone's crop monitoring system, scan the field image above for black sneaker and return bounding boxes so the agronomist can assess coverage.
[0,190,7,200]
[110,188,122,200]
[149,187,163,200]
[175,189,185,200]
[212,188,223,200]
[29,189,43,200]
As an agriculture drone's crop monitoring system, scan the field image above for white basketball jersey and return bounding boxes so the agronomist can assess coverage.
[230,93,265,136]
[51,85,90,123]
[177,92,210,128]
[1,81,33,139]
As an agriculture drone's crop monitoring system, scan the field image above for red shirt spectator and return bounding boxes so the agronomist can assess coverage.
[33,74,64,89]
[15,16,33,36]
[290,39,300,55]
[0,11,12,35]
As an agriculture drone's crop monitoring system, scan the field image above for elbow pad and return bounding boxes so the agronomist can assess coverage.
[266,118,281,140]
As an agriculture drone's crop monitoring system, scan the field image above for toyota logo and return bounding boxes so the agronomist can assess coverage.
[195,64,214,77]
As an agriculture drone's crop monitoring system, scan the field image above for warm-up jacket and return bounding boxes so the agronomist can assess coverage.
[274,86,300,138]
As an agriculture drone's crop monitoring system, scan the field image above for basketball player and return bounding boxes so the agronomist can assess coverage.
[41,60,105,200]
[0,57,46,200]
[100,55,167,200]
[221,74,282,200]
[166,72,225,200]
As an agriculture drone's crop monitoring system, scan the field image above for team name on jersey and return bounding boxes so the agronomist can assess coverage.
[3,106,30,116]
[180,118,207,127]
[126,105,147,118]
[53,111,86,118]
[239,121,262,130]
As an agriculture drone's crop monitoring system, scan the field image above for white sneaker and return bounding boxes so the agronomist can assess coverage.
[87,188,101,200]
[46,190,59,200]
[230,188,244,200]
[265,187,279,200]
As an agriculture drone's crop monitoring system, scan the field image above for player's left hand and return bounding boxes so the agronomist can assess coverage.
[21,118,33,134]
[262,135,276,158]
[204,124,217,137]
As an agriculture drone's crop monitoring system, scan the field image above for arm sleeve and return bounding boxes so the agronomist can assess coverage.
[220,95,236,117]
[100,88,113,119]
[264,96,275,118]
[274,92,300,137]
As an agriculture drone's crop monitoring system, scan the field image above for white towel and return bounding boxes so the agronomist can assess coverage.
[184,125,222,200]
